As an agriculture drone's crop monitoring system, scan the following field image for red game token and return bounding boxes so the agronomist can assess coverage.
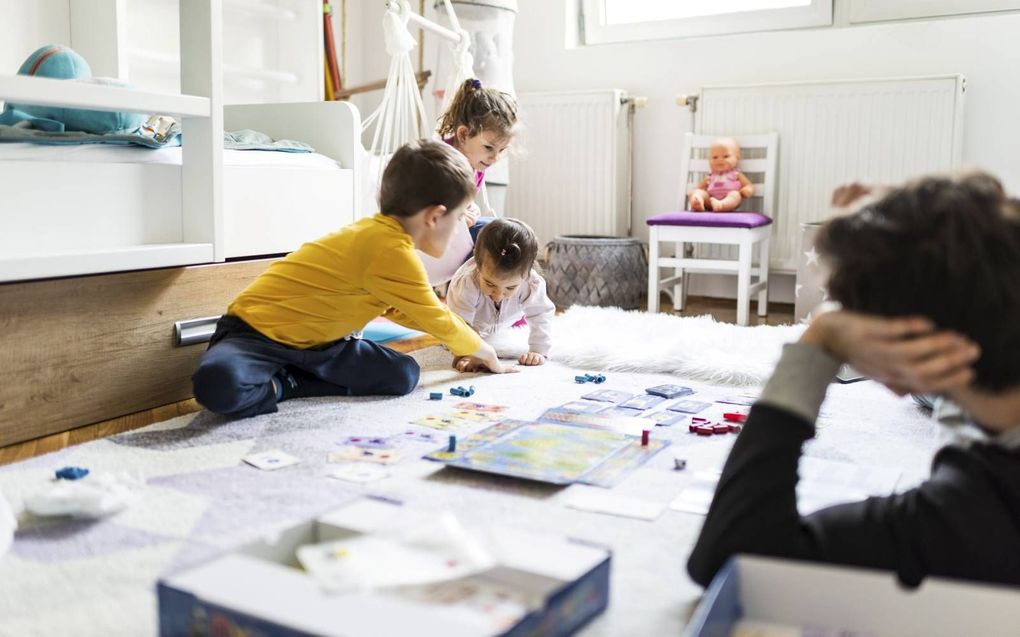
[723,412,747,423]
[728,424,743,434]
[695,425,714,436]
[712,423,730,434]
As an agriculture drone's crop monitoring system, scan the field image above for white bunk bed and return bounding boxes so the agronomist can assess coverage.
[0,0,365,447]
[0,0,362,283]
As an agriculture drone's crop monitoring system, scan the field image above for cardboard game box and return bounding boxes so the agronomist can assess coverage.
[684,555,1020,637]
[158,497,611,637]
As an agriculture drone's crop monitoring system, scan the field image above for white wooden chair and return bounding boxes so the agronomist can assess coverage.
[646,132,778,326]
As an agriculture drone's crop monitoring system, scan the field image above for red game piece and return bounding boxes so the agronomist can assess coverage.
[695,425,714,436]
[689,423,699,433]
[723,412,747,423]
[712,423,730,434]
[728,424,743,434]
[641,429,650,446]
[691,417,711,425]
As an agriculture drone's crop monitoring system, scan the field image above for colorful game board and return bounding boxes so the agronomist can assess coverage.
[425,419,669,487]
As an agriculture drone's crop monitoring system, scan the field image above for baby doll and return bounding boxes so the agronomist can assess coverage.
[688,137,754,212]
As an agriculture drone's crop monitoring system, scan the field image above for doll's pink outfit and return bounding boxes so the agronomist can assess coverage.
[706,170,742,199]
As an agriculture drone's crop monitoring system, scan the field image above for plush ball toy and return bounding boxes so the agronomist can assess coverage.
[2,44,146,134]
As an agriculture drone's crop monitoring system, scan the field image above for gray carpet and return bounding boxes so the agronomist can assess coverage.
[0,345,940,636]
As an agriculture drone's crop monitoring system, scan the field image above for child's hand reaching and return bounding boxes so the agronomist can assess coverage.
[454,342,518,374]
[518,352,546,366]
[463,203,481,228]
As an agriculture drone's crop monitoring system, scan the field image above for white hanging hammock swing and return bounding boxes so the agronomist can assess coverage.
[361,0,487,286]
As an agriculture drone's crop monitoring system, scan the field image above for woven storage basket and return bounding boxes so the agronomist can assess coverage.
[544,235,647,310]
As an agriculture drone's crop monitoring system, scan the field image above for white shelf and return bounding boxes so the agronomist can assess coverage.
[0,74,211,117]
[0,243,215,282]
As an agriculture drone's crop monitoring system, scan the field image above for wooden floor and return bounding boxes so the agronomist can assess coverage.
[0,298,792,465]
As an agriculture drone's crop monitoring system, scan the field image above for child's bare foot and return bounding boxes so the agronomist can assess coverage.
[690,195,705,211]
[710,198,724,212]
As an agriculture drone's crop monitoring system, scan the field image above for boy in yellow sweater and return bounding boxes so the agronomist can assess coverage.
[192,140,510,419]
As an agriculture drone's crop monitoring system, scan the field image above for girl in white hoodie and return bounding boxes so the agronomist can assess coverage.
[447,218,555,368]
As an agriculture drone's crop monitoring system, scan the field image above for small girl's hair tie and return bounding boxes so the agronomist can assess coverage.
[470,79,482,90]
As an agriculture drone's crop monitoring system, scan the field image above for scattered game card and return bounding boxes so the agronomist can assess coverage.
[403,430,437,443]
[450,410,503,423]
[669,472,720,515]
[341,435,393,450]
[603,406,643,418]
[327,462,390,483]
[453,402,508,413]
[563,486,667,521]
[412,415,475,430]
[640,411,687,426]
[645,384,695,399]
[618,394,666,411]
[717,393,759,407]
[666,399,713,414]
[581,389,636,403]
[557,400,608,414]
[243,449,301,471]
[328,446,403,465]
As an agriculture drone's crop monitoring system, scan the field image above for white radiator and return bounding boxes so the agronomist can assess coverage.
[505,90,633,244]
[696,75,966,271]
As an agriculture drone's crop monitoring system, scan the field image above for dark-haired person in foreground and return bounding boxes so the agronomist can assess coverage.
[688,172,1020,589]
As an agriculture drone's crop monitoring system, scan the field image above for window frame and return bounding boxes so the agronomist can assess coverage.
[579,0,833,45]
[848,0,1020,23]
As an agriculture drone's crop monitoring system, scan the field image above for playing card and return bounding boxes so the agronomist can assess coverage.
[327,462,390,483]
[557,400,608,414]
[618,394,665,411]
[581,389,635,403]
[666,399,713,414]
[717,393,759,407]
[449,410,503,422]
[640,411,687,426]
[412,415,475,430]
[563,486,666,521]
[328,446,403,465]
[453,402,508,413]
[403,430,437,443]
[243,449,301,471]
[645,384,695,399]
[341,435,393,449]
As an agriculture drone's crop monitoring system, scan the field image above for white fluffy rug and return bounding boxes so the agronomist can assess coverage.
[491,306,804,386]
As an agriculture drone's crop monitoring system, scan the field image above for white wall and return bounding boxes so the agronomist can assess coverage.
[0,0,70,75]
[504,0,1020,301]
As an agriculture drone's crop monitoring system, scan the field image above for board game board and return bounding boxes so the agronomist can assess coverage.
[425,419,669,487]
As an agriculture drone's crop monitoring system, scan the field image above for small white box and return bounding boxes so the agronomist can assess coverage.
[684,556,1020,637]
[158,497,611,637]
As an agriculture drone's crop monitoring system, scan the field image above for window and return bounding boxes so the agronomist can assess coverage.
[580,0,832,45]
[849,0,1020,23]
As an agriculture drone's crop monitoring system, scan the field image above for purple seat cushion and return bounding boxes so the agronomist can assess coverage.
[646,211,773,229]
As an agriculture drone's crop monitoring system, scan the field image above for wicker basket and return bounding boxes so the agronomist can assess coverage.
[544,235,647,310]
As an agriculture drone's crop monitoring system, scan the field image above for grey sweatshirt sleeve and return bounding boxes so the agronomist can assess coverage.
[757,342,842,423]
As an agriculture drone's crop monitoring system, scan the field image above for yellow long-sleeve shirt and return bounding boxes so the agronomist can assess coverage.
[228,214,482,356]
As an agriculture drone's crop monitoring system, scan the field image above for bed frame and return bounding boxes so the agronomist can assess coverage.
[0,0,367,446]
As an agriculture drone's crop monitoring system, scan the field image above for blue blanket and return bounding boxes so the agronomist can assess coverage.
[0,122,314,152]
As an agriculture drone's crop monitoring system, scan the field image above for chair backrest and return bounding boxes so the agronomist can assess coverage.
[677,132,779,218]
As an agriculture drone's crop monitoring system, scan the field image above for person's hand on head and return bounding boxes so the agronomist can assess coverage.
[800,308,980,396]
[830,182,892,211]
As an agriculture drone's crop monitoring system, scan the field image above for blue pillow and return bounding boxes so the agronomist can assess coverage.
[2,44,147,134]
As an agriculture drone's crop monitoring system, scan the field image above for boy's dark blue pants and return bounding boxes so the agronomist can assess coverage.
[192,315,420,419]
